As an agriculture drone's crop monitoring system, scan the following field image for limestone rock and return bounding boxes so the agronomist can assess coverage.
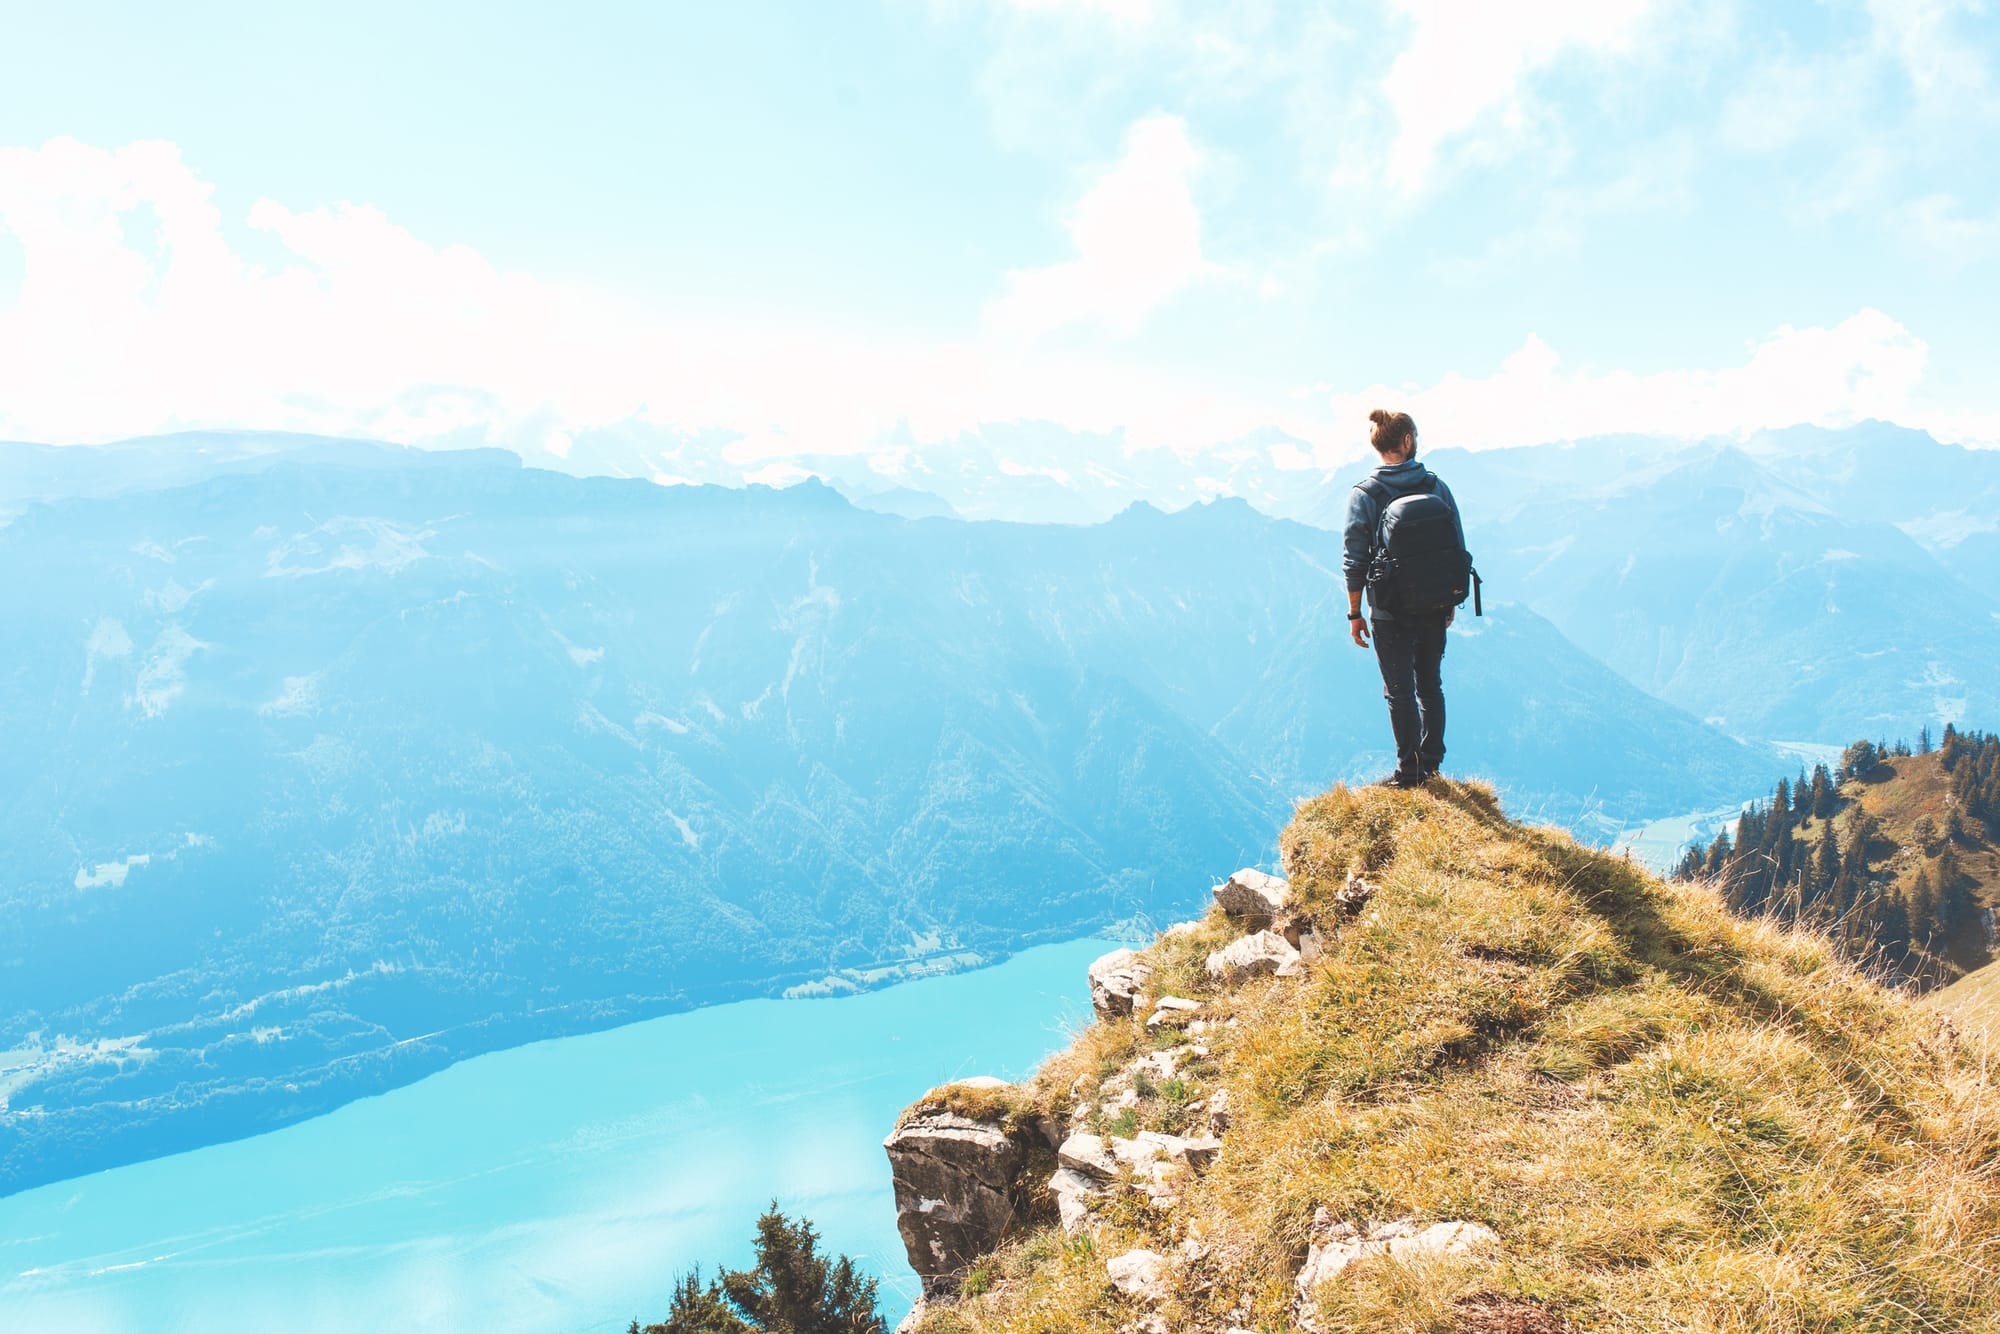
[1145,995,1202,1028]
[884,1110,1025,1298]
[1057,1132,1121,1181]
[1049,1165,1107,1234]
[1059,1129,1218,1191]
[893,1296,932,1334]
[1295,1213,1500,1303]
[1106,1248,1171,1303]
[1206,1087,1232,1137]
[1212,868,1291,924]
[1206,929,1302,983]
[1137,1129,1222,1169]
[1088,948,1153,1021]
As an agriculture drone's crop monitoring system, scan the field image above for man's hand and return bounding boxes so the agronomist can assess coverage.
[1350,615,1369,648]
[1445,608,1455,629]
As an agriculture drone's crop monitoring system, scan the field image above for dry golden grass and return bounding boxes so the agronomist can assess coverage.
[910,781,2000,1334]
[1934,962,2000,1047]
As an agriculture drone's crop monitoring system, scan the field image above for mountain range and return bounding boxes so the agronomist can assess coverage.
[560,417,2000,742]
[0,442,1773,1193]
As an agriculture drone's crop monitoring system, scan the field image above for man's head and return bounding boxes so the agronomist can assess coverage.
[1369,409,1417,463]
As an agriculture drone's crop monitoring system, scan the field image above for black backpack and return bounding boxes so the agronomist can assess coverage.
[1359,475,1479,615]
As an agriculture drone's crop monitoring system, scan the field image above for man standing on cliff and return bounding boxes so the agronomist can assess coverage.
[1343,409,1474,789]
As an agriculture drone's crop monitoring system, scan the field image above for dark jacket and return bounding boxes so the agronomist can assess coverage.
[1341,459,1465,618]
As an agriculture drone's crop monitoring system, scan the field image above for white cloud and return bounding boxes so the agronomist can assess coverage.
[1381,0,1664,194]
[1899,192,2000,266]
[984,114,1221,337]
[1866,0,1995,104]
[0,136,1990,502]
[0,135,1261,460]
[1720,0,1996,231]
[1324,309,1941,454]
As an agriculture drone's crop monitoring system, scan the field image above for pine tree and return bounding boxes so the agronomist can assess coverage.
[1919,724,1933,755]
[633,1207,884,1334]
[719,1207,886,1334]
[1811,819,1840,904]
[1811,764,1836,819]
[634,1271,753,1334]
[1841,739,1880,782]
[1909,865,1937,941]
[1704,831,1732,877]
[1939,852,1979,947]
[1911,813,1939,850]
[1874,890,1913,970]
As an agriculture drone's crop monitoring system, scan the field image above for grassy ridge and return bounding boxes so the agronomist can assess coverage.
[1934,963,2000,1044]
[911,783,2000,1332]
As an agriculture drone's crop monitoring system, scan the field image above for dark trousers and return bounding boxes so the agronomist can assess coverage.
[1371,612,1448,778]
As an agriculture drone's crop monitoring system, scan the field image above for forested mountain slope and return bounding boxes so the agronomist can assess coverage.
[1677,729,2000,986]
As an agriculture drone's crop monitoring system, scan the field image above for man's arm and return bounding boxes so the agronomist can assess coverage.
[1342,486,1375,647]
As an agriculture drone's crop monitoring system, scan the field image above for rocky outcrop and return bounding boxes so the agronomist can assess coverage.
[1048,1127,1224,1232]
[1145,995,1201,1027]
[883,1106,1026,1298]
[888,859,1333,1316]
[1294,1212,1500,1325]
[1106,1247,1171,1302]
[1206,928,1302,982]
[1087,947,1152,1021]
[1212,867,1291,924]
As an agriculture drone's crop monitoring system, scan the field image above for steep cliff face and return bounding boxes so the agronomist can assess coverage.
[886,782,2000,1333]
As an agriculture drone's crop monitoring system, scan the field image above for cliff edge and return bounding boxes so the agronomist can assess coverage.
[886,781,2000,1332]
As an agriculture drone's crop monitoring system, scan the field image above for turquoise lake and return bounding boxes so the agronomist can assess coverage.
[0,938,1113,1333]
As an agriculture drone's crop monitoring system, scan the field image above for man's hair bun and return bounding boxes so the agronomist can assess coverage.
[1369,409,1417,456]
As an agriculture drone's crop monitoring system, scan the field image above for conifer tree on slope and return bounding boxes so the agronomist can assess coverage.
[632,1205,885,1334]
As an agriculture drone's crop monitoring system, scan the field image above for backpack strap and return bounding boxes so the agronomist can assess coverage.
[1355,474,1431,554]
[1355,473,1437,509]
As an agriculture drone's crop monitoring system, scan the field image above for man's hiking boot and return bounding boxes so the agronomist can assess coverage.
[1373,770,1423,790]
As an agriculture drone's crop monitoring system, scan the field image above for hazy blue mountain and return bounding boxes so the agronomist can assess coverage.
[0,449,1769,1192]
[1291,428,2000,744]
[834,481,962,520]
[1418,443,2000,741]
[1742,421,2000,586]
[0,430,515,519]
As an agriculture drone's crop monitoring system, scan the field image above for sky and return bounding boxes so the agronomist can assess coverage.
[0,0,1996,487]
